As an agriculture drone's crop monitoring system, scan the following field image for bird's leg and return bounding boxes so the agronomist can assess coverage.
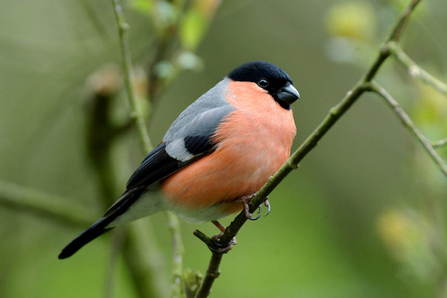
[235,193,269,220]
[208,220,237,253]
[235,193,258,219]
[211,220,226,233]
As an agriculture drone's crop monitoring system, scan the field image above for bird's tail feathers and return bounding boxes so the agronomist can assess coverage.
[58,217,111,259]
[58,188,144,259]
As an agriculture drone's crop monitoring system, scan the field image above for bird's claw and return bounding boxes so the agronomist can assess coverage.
[209,220,236,253]
[248,205,262,220]
[264,199,271,217]
[248,199,271,220]
[210,234,237,253]
[236,194,272,220]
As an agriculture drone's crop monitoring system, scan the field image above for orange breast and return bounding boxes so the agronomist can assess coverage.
[160,80,296,215]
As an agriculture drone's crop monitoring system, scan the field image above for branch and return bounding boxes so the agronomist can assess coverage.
[0,180,95,228]
[195,253,222,298]
[111,1,185,297]
[367,82,447,177]
[195,0,423,296]
[387,42,447,97]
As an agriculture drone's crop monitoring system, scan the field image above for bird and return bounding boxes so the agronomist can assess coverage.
[58,61,300,259]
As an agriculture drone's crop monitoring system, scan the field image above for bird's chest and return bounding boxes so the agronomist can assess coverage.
[215,108,295,183]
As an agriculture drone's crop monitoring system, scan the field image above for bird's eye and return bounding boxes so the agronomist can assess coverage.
[257,79,269,88]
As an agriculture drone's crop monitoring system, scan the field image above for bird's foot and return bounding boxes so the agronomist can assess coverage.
[210,234,237,253]
[209,220,236,253]
[235,193,259,219]
[235,194,271,220]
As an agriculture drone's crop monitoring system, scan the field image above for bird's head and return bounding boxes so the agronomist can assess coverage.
[228,61,300,110]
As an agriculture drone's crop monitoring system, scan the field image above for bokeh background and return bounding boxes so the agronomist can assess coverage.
[1,0,447,297]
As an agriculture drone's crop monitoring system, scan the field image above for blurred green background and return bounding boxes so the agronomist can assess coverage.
[1,0,447,297]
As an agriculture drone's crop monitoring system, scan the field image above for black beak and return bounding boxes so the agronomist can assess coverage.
[276,83,300,105]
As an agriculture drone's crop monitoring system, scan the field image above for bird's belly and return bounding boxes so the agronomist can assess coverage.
[160,134,290,221]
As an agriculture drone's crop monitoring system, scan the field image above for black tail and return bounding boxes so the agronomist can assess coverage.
[58,218,112,259]
[58,188,144,259]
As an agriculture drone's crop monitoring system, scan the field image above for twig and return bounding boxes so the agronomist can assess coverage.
[195,253,222,298]
[110,1,185,297]
[368,82,447,177]
[110,0,152,152]
[194,1,423,296]
[385,0,421,43]
[387,42,447,97]
[167,211,185,298]
[193,230,214,248]
[432,138,447,148]
[0,180,95,228]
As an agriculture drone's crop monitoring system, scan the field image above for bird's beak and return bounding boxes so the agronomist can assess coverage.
[276,83,300,105]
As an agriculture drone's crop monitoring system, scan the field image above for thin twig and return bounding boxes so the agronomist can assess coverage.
[193,230,214,247]
[167,211,185,298]
[385,0,421,43]
[194,1,423,296]
[368,81,447,177]
[387,42,447,97]
[110,0,152,152]
[364,0,421,82]
[0,180,95,228]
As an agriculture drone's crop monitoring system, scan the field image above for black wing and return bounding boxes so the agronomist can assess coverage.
[126,136,215,191]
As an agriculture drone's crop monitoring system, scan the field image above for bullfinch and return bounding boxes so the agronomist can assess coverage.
[59,61,300,259]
